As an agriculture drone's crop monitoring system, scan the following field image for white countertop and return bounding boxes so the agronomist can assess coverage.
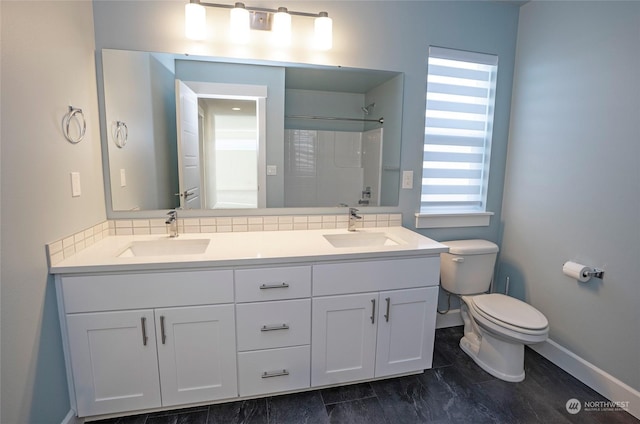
[49,227,448,274]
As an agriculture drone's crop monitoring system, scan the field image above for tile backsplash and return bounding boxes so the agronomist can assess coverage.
[47,213,402,266]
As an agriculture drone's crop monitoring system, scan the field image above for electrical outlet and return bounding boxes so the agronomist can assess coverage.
[266,165,277,176]
[402,170,413,189]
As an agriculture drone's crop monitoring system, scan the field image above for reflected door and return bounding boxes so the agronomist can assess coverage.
[176,80,202,209]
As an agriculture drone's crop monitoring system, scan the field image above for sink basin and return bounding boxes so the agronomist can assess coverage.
[118,238,210,257]
[323,232,401,248]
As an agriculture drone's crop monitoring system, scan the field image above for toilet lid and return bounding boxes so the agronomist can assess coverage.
[471,293,548,330]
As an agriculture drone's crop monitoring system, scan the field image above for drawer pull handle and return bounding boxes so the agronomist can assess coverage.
[261,369,289,379]
[384,297,391,322]
[141,317,148,346]
[160,316,167,344]
[371,299,376,324]
[259,283,290,290]
[261,324,290,332]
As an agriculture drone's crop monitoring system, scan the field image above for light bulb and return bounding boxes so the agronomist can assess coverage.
[230,2,250,44]
[314,12,332,50]
[272,7,292,46]
[185,2,206,40]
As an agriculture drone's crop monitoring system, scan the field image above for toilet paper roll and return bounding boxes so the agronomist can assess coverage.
[563,261,591,282]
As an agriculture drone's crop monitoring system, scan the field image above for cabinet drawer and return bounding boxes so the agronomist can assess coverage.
[235,266,311,302]
[312,257,439,296]
[236,299,310,351]
[237,345,310,397]
[61,270,234,313]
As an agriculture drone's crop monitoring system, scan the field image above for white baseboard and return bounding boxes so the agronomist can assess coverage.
[61,409,83,424]
[436,308,463,329]
[530,339,639,420]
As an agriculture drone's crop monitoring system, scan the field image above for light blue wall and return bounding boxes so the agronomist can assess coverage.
[1,2,106,423]
[0,2,520,422]
[92,0,520,241]
[498,1,640,390]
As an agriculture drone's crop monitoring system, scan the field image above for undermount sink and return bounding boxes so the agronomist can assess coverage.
[118,238,210,257]
[323,232,401,248]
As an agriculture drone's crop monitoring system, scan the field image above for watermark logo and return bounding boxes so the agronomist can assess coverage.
[565,398,630,414]
[566,398,581,414]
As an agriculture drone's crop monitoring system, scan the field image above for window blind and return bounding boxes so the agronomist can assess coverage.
[421,47,498,212]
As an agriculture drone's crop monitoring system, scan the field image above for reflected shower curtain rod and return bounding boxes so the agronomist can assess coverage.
[286,115,384,124]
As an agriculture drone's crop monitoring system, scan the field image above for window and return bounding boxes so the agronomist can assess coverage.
[420,47,498,214]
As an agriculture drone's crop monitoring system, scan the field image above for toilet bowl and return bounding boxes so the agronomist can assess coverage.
[440,240,549,382]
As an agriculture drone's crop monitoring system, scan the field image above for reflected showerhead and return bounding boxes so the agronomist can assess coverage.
[361,102,375,115]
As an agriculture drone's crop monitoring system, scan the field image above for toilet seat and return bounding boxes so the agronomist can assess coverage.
[463,294,548,337]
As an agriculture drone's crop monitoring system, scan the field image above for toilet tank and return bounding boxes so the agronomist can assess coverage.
[440,240,499,295]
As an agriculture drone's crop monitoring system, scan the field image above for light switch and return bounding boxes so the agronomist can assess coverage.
[71,172,81,197]
[402,170,414,189]
[266,165,277,176]
[120,169,127,187]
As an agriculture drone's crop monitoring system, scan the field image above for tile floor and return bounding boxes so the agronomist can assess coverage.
[93,326,638,424]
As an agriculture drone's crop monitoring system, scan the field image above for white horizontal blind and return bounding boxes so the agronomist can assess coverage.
[421,47,498,212]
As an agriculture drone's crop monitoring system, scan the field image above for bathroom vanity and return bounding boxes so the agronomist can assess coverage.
[50,227,447,420]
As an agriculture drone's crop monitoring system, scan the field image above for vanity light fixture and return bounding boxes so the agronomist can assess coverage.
[229,2,250,43]
[184,0,333,49]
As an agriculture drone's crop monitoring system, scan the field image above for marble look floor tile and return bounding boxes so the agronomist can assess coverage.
[371,375,441,424]
[206,399,268,424]
[146,409,208,424]
[325,397,388,424]
[267,391,329,424]
[113,414,148,424]
[321,382,376,405]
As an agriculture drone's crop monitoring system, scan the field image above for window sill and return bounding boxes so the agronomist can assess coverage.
[415,211,494,229]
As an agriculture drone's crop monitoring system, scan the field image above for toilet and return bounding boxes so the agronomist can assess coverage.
[440,239,549,382]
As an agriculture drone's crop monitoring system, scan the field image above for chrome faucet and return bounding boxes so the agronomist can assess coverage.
[348,208,362,232]
[166,210,178,238]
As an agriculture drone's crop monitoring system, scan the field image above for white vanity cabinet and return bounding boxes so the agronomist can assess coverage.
[57,270,237,417]
[234,266,312,397]
[54,245,443,420]
[311,257,440,387]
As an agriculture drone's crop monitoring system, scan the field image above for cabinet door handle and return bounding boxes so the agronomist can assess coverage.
[371,298,376,324]
[160,316,167,344]
[261,369,289,379]
[384,297,391,322]
[141,317,148,346]
[259,283,290,290]
[261,324,290,332]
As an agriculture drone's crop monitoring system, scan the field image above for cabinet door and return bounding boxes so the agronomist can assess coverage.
[66,310,161,417]
[311,293,378,386]
[155,304,237,406]
[375,287,438,377]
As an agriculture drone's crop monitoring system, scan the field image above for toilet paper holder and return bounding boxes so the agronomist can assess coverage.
[583,268,605,279]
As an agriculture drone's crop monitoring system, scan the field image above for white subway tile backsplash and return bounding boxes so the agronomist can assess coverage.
[263,216,279,225]
[217,217,232,226]
[200,217,216,226]
[133,227,151,235]
[278,216,293,224]
[248,217,263,225]
[47,213,404,265]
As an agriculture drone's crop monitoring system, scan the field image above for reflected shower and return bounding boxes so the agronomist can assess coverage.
[361,103,375,115]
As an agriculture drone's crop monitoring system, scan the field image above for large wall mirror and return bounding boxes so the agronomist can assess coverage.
[99,49,404,213]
